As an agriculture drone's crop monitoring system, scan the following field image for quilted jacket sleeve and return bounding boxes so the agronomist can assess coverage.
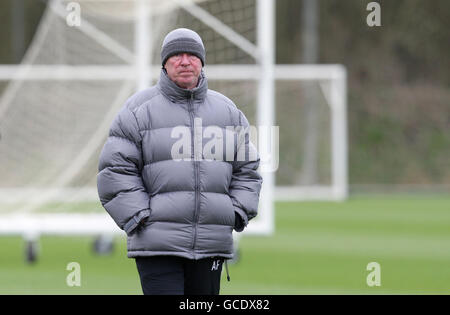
[229,110,263,232]
[97,105,150,235]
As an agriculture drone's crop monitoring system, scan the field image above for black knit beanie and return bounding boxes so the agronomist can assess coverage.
[161,28,206,67]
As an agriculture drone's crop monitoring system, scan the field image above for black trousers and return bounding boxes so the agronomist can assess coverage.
[135,256,224,295]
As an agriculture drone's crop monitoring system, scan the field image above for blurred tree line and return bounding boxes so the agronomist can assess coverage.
[0,0,449,189]
[279,0,450,189]
[0,0,45,63]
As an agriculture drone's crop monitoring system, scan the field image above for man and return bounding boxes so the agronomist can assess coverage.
[97,28,262,295]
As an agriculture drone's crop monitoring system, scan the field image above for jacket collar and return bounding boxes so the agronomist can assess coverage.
[157,68,208,103]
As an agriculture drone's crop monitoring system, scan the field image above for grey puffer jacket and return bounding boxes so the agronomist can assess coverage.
[97,69,262,259]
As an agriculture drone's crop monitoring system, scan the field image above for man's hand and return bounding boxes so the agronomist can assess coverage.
[234,212,245,232]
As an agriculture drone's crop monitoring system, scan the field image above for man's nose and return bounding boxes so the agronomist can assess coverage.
[180,53,191,64]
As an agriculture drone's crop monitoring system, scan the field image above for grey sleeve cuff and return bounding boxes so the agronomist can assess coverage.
[123,209,151,235]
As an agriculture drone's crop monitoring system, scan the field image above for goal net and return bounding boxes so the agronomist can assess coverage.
[0,0,347,240]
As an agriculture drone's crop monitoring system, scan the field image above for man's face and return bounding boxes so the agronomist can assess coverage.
[164,53,202,90]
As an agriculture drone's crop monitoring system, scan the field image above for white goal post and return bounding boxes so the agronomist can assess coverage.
[0,0,347,243]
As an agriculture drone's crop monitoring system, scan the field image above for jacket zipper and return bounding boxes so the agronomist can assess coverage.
[189,92,200,251]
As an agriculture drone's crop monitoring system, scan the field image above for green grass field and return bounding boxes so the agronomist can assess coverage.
[1,196,449,294]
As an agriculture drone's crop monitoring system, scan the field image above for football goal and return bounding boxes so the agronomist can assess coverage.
[0,0,347,256]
